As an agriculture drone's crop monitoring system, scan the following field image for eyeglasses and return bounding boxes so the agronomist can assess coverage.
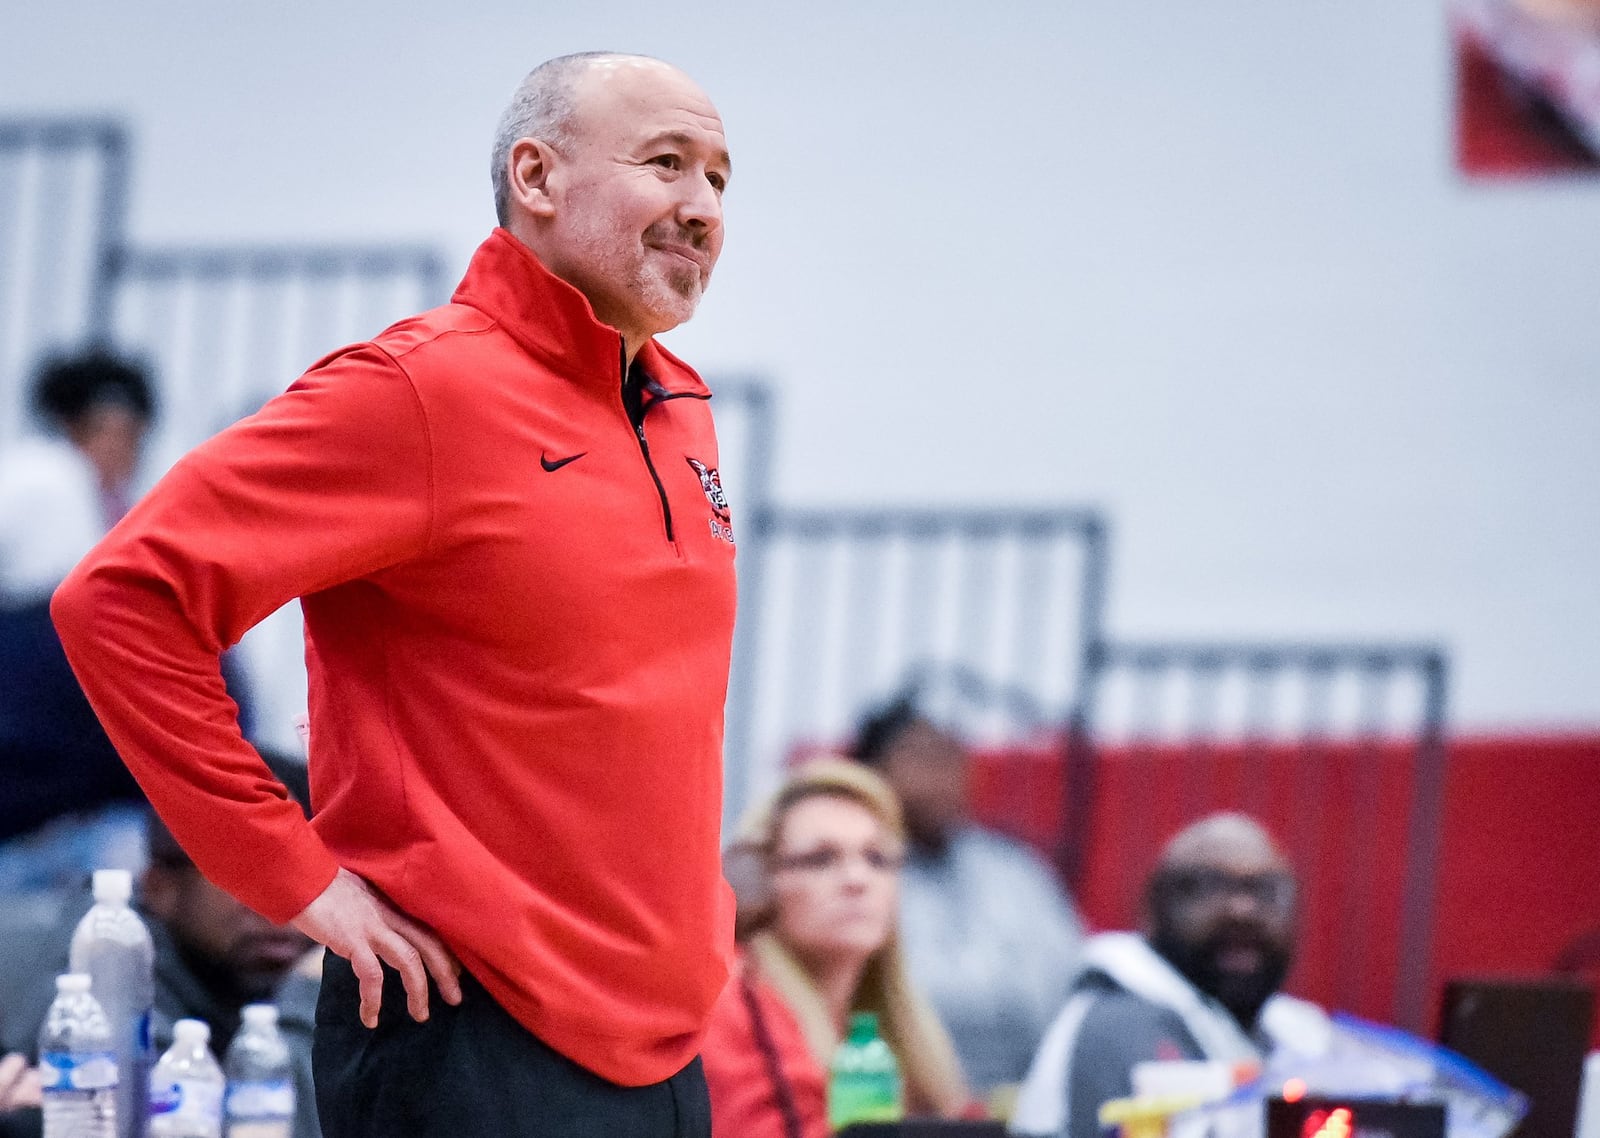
[1162,867,1296,913]
[772,845,905,877]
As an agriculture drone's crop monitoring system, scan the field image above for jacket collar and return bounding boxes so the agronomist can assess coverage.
[451,228,711,398]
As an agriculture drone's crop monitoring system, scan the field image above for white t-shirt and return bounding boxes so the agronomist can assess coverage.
[0,436,104,605]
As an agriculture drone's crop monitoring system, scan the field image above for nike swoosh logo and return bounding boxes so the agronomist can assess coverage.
[540,451,586,472]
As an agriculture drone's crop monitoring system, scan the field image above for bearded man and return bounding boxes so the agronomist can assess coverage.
[1010,813,1331,1138]
[53,53,737,1138]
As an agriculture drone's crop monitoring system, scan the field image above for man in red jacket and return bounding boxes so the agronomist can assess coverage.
[53,52,737,1138]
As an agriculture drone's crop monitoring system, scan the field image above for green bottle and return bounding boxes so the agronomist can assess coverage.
[827,1012,904,1129]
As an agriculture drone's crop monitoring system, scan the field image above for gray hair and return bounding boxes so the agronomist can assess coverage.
[489,51,655,227]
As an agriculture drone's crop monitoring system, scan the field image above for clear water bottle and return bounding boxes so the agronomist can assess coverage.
[223,1005,295,1138]
[827,1011,904,1129]
[70,868,155,1138]
[38,972,119,1138]
[148,1019,224,1138]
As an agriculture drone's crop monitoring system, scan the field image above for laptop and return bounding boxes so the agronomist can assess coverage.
[1438,976,1596,1138]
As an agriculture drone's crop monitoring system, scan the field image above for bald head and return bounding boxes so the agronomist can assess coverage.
[1156,812,1290,877]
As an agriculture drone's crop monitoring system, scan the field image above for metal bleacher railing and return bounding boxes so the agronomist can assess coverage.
[0,117,129,444]
[710,382,1113,827]
[110,244,447,473]
[1068,640,1449,1030]
[723,494,1110,826]
[2,113,1453,1030]
[0,116,450,752]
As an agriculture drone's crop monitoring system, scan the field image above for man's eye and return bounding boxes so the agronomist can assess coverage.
[707,172,727,193]
[650,154,680,170]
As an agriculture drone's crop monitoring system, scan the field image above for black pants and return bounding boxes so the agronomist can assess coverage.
[313,954,711,1138]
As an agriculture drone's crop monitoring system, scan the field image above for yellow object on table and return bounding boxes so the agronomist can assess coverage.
[1098,1094,1207,1138]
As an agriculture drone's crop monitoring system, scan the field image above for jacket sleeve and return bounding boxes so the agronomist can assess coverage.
[1067,993,1204,1138]
[51,345,433,924]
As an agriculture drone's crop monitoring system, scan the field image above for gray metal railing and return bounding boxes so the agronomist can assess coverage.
[1,115,450,754]
[1067,638,1449,1030]
[109,242,446,475]
[721,444,1111,825]
[0,118,129,441]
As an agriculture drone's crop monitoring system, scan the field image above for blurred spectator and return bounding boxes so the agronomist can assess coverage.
[852,694,1087,1095]
[703,757,969,1137]
[0,748,321,1138]
[0,349,154,605]
[1010,813,1330,1138]
[0,350,254,892]
[0,351,157,890]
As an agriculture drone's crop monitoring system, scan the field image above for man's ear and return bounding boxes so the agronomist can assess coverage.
[507,137,559,221]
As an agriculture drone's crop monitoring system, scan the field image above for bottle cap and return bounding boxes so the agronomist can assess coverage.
[174,1019,211,1044]
[91,869,133,904]
[847,1011,880,1043]
[56,973,92,993]
[241,1004,279,1027]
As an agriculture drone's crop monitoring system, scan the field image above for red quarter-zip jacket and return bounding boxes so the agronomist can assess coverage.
[52,229,739,1086]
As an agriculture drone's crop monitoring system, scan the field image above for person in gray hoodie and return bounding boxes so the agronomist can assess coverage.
[1010,813,1330,1138]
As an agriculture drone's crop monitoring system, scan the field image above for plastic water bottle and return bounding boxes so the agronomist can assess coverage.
[70,868,155,1138]
[827,1011,903,1128]
[148,1019,224,1138]
[38,972,118,1138]
[223,1005,295,1138]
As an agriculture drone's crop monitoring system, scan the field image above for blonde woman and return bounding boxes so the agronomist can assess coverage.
[702,758,970,1138]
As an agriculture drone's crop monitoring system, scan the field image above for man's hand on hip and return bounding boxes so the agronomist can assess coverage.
[0,1052,41,1110]
[291,868,464,1028]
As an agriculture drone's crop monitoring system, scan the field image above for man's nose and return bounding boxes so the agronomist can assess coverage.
[677,175,722,232]
[1223,889,1266,919]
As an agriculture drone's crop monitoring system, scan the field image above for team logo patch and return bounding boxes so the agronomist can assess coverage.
[686,458,731,520]
[686,456,734,543]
